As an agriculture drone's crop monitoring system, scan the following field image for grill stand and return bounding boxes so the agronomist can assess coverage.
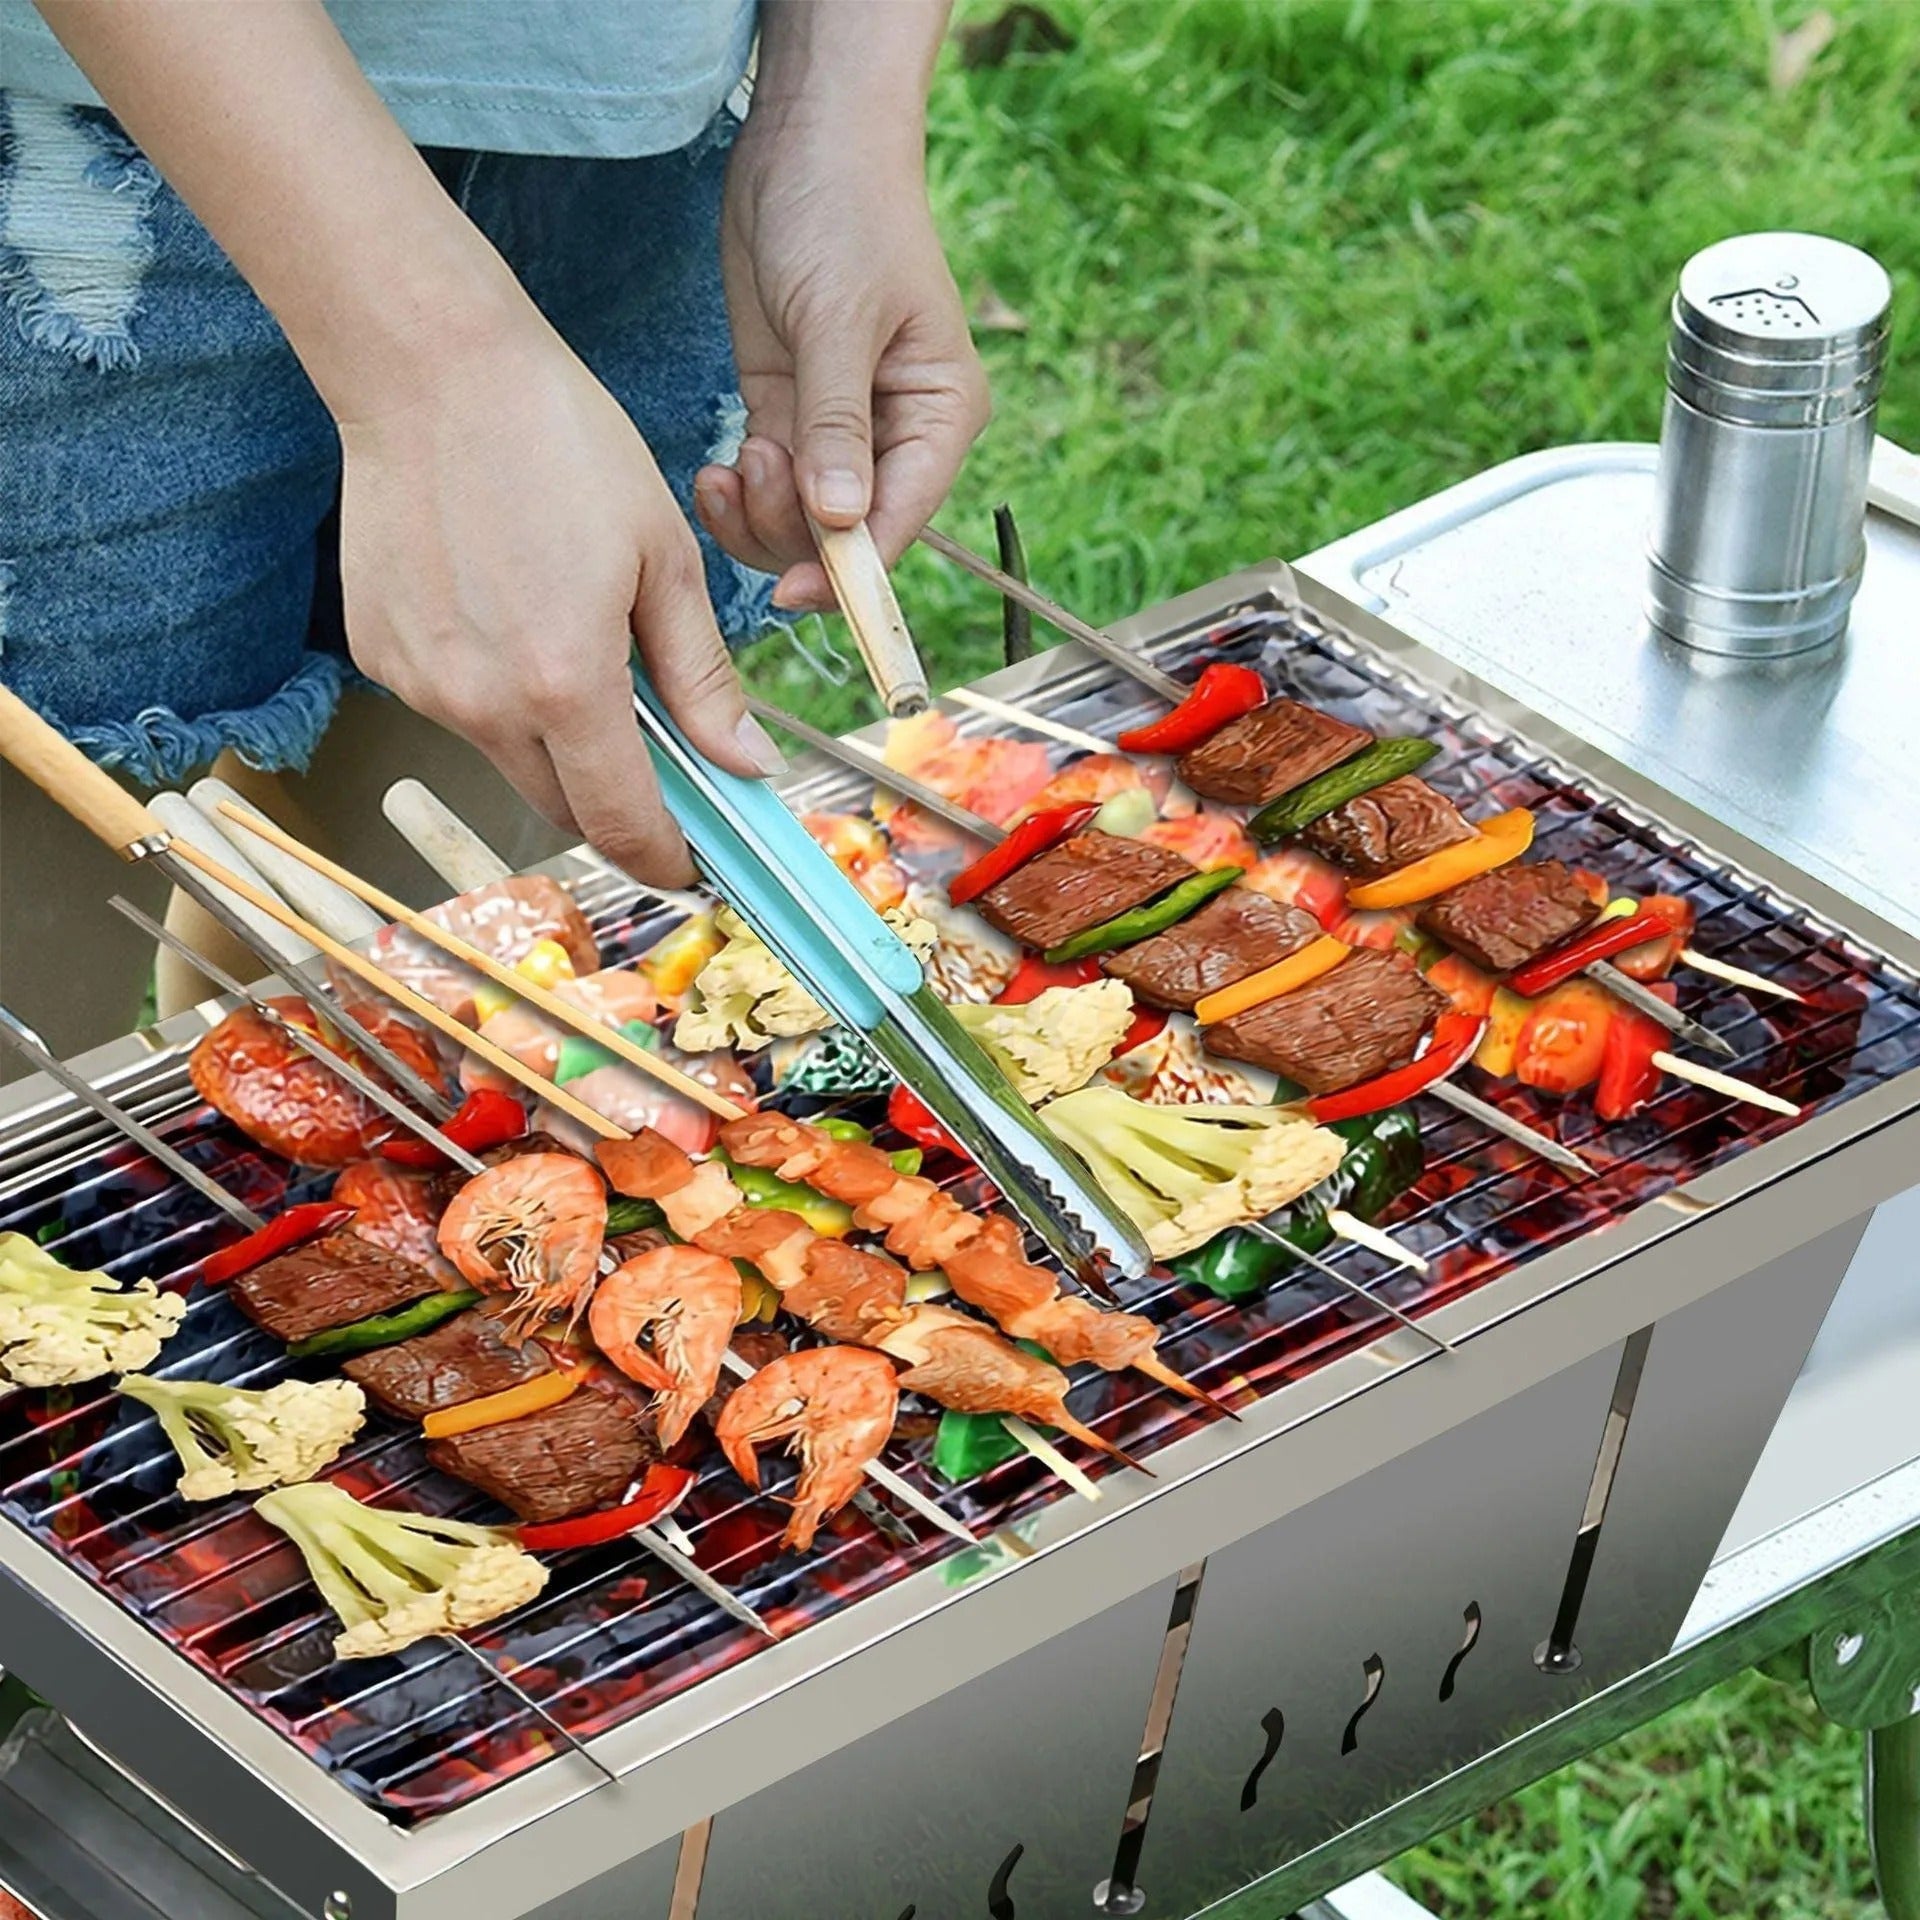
[0,444,1918,1916]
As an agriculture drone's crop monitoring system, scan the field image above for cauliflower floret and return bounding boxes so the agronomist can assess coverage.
[675,904,936,1053]
[0,1234,185,1387]
[951,980,1136,1102]
[255,1481,548,1660]
[120,1374,366,1502]
[1039,1087,1346,1258]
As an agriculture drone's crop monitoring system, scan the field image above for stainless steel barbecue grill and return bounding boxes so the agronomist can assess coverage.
[1,464,1918,1920]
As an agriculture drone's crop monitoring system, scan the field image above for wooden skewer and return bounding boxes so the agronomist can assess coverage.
[165,839,629,1141]
[1679,946,1806,1004]
[945,686,1115,756]
[215,801,745,1124]
[1651,1052,1800,1118]
[1005,1417,1101,1501]
[808,515,930,719]
[1327,1208,1431,1276]
[1133,1350,1239,1419]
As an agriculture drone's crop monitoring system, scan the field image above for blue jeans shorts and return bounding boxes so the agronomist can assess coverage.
[0,94,783,787]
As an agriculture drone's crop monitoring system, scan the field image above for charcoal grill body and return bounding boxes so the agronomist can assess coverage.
[0,449,1916,1919]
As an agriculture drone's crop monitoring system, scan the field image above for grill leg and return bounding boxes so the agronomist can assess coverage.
[1870,1717,1920,1920]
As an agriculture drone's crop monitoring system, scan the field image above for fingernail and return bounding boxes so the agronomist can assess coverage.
[735,713,788,777]
[696,478,729,522]
[738,439,769,486]
[813,469,867,518]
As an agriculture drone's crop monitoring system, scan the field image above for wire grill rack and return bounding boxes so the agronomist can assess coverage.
[2,605,1916,1827]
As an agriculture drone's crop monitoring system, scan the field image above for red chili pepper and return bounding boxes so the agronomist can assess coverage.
[1594,984,1676,1121]
[996,953,1103,1005]
[1506,909,1675,999]
[201,1201,357,1287]
[516,1463,696,1552]
[946,803,1099,908]
[377,1087,529,1169]
[1116,662,1267,755]
[1307,1011,1485,1124]
[887,1083,964,1158]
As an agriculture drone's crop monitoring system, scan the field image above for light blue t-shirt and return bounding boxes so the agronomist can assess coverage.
[0,0,757,159]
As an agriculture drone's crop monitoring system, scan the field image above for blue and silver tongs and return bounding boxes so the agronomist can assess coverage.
[631,675,1153,1292]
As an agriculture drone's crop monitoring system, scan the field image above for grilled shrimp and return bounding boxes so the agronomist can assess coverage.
[589,1245,741,1447]
[713,1346,899,1552]
[436,1152,606,1336]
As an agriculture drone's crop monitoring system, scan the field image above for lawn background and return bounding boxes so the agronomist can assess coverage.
[744,1,1918,1911]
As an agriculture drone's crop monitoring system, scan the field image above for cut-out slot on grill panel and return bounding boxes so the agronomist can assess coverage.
[1340,1654,1386,1756]
[1438,1603,1483,1702]
[1,601,1916,1835]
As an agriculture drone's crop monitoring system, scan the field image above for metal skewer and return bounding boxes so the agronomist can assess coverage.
[717,1348,979,1548]
[749,696,1593,1181]
[0,1003,265,1231]
[1246,1217,1455,1354]
[111,900,488,1176]
[116,918,784,1641]
[918,526,1189,704]
[1587,958,1736,1061]
[163,858,456,1123]
[445,1637,618,1785]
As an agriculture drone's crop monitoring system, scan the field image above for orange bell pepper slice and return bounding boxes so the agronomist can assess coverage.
[421,1365,584,1440]
[1193,935,1351,1026]
[1344,808,1535,910]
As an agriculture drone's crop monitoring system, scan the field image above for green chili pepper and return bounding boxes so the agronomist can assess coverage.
[1249,737,1439,843]
[932,1341,1055,1484]
[288,1289,481,1360]
[815,1117,873,1144]
[555,1018,659,1087]
[1169,1106,1424,1303]
[717,1154,854,1237]
[889,1147,924,1178]
[1044,866,1243,964]
[604,1196,665,1235]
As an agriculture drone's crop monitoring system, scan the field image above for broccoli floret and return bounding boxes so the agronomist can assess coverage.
[0,1232,185,1387]
[1040,1087,1346,1257]
[256,1481,548,1660]
[675,904,936,1052]
[951,980,1136,1101]
[120,1374,366,1502]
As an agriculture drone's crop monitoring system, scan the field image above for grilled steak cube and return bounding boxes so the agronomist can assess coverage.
[342,1309,550,1420]
[1103,887,1323,1011]
[1300,776,1475,879]
[1204,948,1447,1095]
[1177,699,1371,807]
[974,830,1194,951]
[699,1328,796,1431]
[426,1390,657,1524]
[1418,859,1600,976]
[228,1233,442,1344]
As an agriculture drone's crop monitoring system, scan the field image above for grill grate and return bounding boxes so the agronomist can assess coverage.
[2,607,1917,1826]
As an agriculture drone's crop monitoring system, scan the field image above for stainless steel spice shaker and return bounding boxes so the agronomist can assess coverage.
[1646,231,1891,657]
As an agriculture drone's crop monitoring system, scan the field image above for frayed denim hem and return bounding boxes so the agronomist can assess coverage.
[715,555,796,651]
[51,651,345,787]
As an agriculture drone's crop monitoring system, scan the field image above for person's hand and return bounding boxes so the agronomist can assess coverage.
[336,316,784,885]
[693,101,989,610]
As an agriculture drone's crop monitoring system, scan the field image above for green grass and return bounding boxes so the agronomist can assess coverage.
[750,0,1914,1908]
[742,0,1920,733]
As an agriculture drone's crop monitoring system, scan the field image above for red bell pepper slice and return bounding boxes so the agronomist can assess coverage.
[516,1463,696,1552]
[377,1087,529,1168]
[887,1083,963,1158]
[1307,1011,1484,1124]
[201,1200,357,1287]
[1506,908,1676,998]
[996,954,1102,1005]
[1116,662,1267,755]
[1594,984,1676,1121]
[946,803,1098,908]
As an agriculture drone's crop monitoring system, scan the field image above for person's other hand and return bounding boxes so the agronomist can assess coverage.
[337,319,784,885]
[693,101,989,611]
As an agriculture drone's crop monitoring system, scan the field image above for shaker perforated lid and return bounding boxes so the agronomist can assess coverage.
[1669,231,1890,425]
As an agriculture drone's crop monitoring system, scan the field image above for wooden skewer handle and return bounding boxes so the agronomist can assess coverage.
[0,683,164,855]
[807,516,931,718]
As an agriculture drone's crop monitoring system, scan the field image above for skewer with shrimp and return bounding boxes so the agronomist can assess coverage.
[706,1111,1223,1411]
[594,1130,1156,1477]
